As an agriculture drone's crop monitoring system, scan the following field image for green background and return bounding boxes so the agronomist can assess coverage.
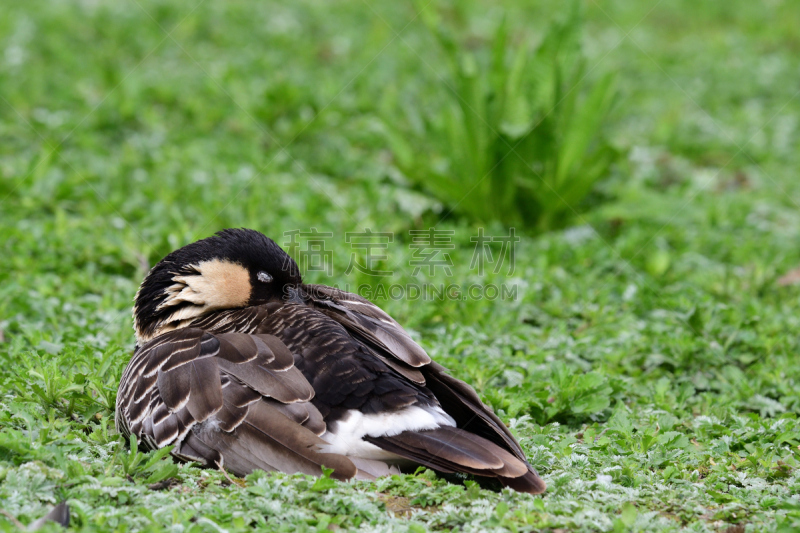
[1,0,800,531]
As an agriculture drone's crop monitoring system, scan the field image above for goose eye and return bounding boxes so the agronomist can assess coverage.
[257,271,273,283]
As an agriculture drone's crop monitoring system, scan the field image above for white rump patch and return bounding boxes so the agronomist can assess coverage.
[319,405,456,460]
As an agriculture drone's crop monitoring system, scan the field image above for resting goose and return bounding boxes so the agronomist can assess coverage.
[115,228,545,493]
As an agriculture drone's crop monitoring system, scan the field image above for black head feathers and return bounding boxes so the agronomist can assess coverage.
[133,228,301,343]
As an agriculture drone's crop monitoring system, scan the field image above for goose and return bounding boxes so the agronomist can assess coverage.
[115,228,545,493]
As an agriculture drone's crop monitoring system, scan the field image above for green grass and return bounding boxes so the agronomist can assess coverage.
[2,0,800,531]
[390,1,619,231]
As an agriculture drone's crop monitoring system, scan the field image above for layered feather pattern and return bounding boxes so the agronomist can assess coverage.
[117,229,545,493]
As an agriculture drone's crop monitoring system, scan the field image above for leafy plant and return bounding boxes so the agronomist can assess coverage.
[310,466,337,491]
[114,435,178,485]
[11,346,123,422]
[485,362,614,424]
[387,2,618,231]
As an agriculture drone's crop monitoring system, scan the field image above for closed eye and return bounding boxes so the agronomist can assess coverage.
[257,271,273,283]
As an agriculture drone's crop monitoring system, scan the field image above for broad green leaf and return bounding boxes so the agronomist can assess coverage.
[144,463,179,485]
[311,467,338,492]
[142,445,175,471]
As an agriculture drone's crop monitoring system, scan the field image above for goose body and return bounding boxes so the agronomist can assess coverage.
[115,228,545,493]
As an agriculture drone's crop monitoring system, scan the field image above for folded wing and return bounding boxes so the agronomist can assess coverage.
[305,284,431,374]
[305,287,546,494]
[116,328,356,480]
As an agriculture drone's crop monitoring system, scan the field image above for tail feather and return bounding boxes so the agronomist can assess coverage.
[436,426,528,478]
[366,426,545,494]
[501,470,547,494]
[349,457,402,480]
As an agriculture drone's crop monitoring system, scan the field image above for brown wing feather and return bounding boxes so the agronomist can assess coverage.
[305,284,431,370]
[157,356,222,421]
[215,333,314,403]
[116,326,355,480]
[302,285,544,492]
[367,427,544,494]
[423,361,526,457]
[183,394,356,479]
